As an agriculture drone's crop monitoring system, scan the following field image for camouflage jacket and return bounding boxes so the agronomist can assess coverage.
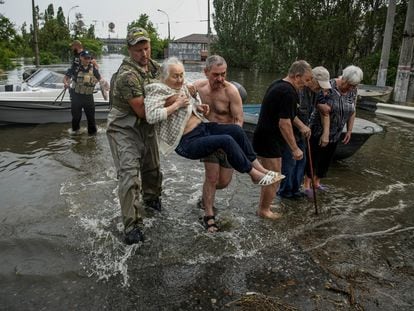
[110,57,160,114]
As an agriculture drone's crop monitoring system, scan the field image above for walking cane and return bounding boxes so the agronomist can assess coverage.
[306,136,318,215]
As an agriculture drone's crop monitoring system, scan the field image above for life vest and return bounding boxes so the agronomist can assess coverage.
[73,65,98,95]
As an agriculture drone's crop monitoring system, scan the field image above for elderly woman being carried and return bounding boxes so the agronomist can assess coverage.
[144,57,284,187]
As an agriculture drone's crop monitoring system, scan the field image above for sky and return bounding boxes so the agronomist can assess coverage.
[1,0,215,40]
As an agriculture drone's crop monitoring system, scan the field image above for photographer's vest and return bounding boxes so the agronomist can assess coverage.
[73,64,98,95]
[110,58,160,113]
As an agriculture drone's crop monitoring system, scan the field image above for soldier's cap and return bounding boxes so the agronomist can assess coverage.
[70,39,82,47]
[79,50,92,58]
[312,66,331,89]
[127,27,150,46]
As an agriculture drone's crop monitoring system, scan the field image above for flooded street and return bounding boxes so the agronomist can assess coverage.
[1,56,414,310]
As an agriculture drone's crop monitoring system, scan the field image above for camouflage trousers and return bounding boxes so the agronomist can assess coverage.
[106,108,162,232]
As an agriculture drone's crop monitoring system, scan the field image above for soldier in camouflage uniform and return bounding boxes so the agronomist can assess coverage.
[106,27,162,245]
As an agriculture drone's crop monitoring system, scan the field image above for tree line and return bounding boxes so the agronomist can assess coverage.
[1,1,408,86]
[0,3,167,71]
[212,0,408,85]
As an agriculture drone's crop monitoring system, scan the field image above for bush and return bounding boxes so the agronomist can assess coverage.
[39,51,61,65]
[0,45,17,70]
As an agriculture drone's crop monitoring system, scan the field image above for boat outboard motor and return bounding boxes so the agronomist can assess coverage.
[230,81,248,104]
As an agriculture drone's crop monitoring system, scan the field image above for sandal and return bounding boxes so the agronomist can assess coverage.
[316,184,328,191]
[203,215,219,233]
[266,171,285,183]
[256,171,285,186]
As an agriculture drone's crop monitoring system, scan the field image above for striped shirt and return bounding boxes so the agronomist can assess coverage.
[310,79,357,143]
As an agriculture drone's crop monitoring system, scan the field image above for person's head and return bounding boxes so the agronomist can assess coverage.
[70,40,83,54]
[127,27,151,67]
[79,50,92,65]
[287,60,313,90]
[161,57,185,90]
[309,66,331,92]
[204,55,227,90]
[339,65,363,93]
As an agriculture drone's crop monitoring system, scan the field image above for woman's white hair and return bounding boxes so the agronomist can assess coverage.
[342,65,363,85]
[160,57,184,81]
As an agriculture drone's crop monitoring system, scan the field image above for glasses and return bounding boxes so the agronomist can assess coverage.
[346,81,358,87]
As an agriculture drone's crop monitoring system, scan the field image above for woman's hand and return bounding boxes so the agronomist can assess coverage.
[342,131,352,144]
[319,133,329,147]
[165,94,179,107]
[175,93,190,109]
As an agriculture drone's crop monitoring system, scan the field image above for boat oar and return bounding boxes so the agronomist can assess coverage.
[53,88,66,105]
[306,136,318,215]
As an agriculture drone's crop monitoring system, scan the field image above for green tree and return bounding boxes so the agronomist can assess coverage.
[43,4,54,22]
[56,7,66,27]
[0,2,104,69]
[0,14,17,69]
[255,0,297,72]
[0,14,16,43]
[37,4,70,61]
[213,0,407,85]
[213,0,261,68]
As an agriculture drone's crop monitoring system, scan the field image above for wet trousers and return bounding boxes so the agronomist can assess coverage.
[70,90,97,134]
[278,138,306,197]
[175,122,255,173]
[106,109,162,232]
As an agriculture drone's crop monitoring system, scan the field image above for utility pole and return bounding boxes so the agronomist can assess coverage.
[67,6,79,30]
[31,0,40,67]
[207,0,212,36]
[207,0,212,55]
[157,9,170,41]
[377,0,396,87]
[393,0,414,103]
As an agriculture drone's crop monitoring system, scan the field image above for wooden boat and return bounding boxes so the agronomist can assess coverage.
[242,104,383,160]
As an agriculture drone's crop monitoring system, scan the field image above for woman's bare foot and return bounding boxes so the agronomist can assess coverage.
[257,209,282,220]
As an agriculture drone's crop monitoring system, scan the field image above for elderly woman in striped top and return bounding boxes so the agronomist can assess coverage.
[304,65,363,195]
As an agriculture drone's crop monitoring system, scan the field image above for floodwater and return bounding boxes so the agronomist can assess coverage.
[0,56,414,310]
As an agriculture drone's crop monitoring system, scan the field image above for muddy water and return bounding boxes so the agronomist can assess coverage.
[0,56,413,310]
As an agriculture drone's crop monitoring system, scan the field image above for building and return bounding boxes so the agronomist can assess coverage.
[168,34,216,62]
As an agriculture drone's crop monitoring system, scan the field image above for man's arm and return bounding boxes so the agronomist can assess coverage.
[63,75,71,89]
[279,118,303,160]
[128,97,146,119]
[293,116,311,138]
[63,65,75,89]
[226,82,244,127]
[227,83,244,126]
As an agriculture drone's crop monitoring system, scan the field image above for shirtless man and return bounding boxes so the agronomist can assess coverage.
[194,55,243,232]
